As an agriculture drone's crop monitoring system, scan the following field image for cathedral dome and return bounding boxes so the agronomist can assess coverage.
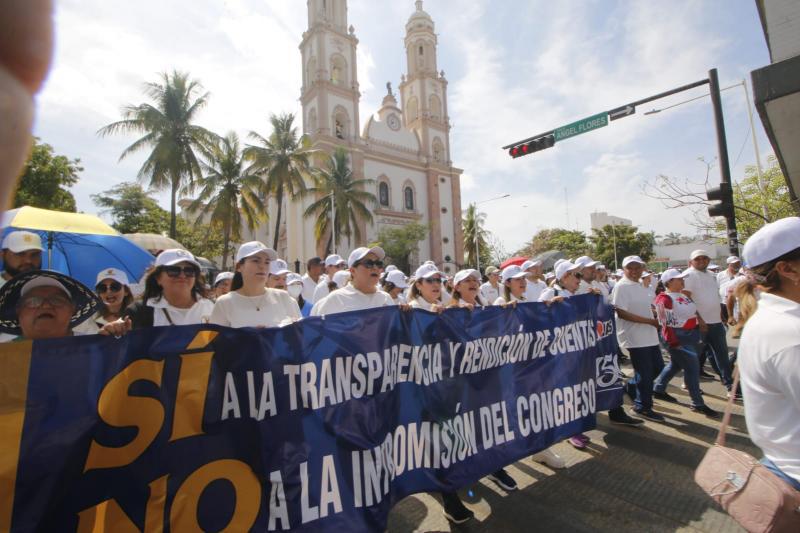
[406,1,434,32]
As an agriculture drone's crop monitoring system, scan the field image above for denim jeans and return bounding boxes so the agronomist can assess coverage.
[654,328,705,407]
[761,457,800,491]
[701,323,733,388]
[628,345,663,411]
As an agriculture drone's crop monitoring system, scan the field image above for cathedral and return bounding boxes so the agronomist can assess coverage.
[260,0,464,273]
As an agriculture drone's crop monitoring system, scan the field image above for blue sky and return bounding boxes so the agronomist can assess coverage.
[34,0,773,254]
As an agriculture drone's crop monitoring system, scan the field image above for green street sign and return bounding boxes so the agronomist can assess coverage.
[554,112,609,141]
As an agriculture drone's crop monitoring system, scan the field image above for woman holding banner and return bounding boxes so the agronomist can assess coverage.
[408,263,445,312]
[493,265,528,306]
[75,268,134,334]
[447,269,487,309]
[210,242,300,328]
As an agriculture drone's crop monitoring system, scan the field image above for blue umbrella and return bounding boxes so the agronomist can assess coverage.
[0,207,155,288]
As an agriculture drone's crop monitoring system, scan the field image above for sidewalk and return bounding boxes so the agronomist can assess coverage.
[387,361,755,532]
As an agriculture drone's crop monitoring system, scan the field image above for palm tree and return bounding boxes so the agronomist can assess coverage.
[245,113,316,250]
[186,132,267,270]
[98,70,217,238]
[304,148,377,254]
[462,203,488,269]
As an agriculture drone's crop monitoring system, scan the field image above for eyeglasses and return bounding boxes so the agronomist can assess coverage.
[423,277,443,284]
[18,295,72,309]
[164,266,198,278]
[96,281,123,294]
[356,260,384,269]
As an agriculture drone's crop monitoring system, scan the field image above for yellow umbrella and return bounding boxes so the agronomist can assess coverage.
[0,206,118,235]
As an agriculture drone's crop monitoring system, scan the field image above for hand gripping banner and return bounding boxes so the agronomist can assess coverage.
[0,294,622,532]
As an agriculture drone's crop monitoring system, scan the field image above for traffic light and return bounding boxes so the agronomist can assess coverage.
[508,135,555,158]
[706,182,734,220]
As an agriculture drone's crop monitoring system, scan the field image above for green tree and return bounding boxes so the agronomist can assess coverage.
[92,182,171,234]
[186,132,267,269]
[98,70,217,238]
[731,156,797,240]
[589,225,655,269]
[176,219,226,261]
[14,138,81,212]
[462,204,491,269]
[303,148,376,254]
[517,228,590,259]
[245,113,316,250]
[376,222,429,273]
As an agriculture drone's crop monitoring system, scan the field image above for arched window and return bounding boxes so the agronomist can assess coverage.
[404,186,415,211]
[406,97,418,122]
[307,108,317,134]
[432,138,444,163]
[429,94,442,121]
[333,106,349,139]
[306,57,317,86]
[379,182,389,207]
[330,54,347,86]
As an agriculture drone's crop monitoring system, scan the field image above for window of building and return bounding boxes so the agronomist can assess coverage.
[404,186,414,211]
[379,182,389,207]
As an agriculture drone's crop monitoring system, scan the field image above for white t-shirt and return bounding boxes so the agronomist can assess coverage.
[494,293,524,306]
[716,269,738,287]
[538,285,573,303]
[683,267,722,324]
[524,279,547,302]
[301,273,320,303]
[660,291,698,329]
[409,297,437,311]
[210,290,301,328]
[592,280,610,303]
[311,284,395,316]
[479,282,500,304]
[312,276,331,303]
[610,277,659,348]
[738,292,800,483]
[148,297,215,326]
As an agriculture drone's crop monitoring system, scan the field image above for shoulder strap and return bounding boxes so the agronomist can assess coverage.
[716,366,740,446]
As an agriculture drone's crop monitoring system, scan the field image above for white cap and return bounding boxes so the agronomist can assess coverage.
[235,241,277,263]
[2,231,43,253]
[545,272,555,280]
[324,254,346,267]
[453,269,480,285]
[555,261,580,281]
[414,263,441,279]
[347,246,386,267]
[385,270,409,288]
[269,258,291,276]
[660,268,690,285]
[501,265,529,283]
[726,255,741,264]
[575,255,600,269]
[332,270,351,288]
[622,255,645,267]
[20,276,70,298]
[286,272,303,285]
[689,249,710,260]
[214,272,234,286]
[553,258,567,269]
[708,263,720,270]
[641,271,653,278]
[597,264,607,270]
[385,265,398,273]
[520,259,541,271]
[423,260,436,266]
[615,269,624,277]
[95,268,129,287]
[156,248,201,268]
[743,217,800,268]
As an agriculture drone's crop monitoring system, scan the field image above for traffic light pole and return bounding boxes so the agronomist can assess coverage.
[708,68,739,254]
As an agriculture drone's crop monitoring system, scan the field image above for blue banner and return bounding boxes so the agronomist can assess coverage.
[0,294,622,532]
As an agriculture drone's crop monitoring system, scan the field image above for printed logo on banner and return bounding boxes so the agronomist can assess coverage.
[595,353,623,388]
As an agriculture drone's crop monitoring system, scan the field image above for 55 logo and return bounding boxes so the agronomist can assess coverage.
[595,353,623,388]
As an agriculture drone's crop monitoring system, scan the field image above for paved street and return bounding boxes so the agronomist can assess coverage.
[387,360,755,533]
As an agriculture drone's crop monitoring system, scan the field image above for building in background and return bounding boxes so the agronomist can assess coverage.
[590,211,632,231]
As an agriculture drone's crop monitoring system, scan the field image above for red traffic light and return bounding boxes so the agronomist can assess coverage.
[508,135,556,158]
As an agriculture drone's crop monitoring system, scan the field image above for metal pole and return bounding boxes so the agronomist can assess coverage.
[741,78,768,220]
[612,222,618,271]
[708,68,739,255]
[330,192,336,255]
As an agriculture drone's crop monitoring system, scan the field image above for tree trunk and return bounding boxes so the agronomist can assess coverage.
[273,188,283,251]
[222,217,232,270]
[169,176,178,239]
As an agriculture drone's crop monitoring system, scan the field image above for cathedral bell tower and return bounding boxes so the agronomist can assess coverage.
[300,0,361,145]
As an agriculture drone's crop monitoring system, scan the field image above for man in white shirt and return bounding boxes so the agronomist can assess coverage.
[479,266,500,303]
[611,255,665,422]
[574,256,607,300]
[683,249,735,394]
[522,259,547,302]
[311,247,394,316]
[0,231,43,288]
[716,255,741,286]
[312,254,348,303]
[301,257,323,302]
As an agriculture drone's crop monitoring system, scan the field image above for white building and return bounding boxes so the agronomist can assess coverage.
[590,211,632,231]
[236,1,464,274]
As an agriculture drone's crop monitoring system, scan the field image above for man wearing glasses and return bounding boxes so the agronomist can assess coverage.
[311,247,394,316]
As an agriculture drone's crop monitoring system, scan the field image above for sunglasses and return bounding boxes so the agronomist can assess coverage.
[96,281,123,294]
[19,295,72,309]
[356,260,384,269]
[423,277,443,284]
[164,266,198,278]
